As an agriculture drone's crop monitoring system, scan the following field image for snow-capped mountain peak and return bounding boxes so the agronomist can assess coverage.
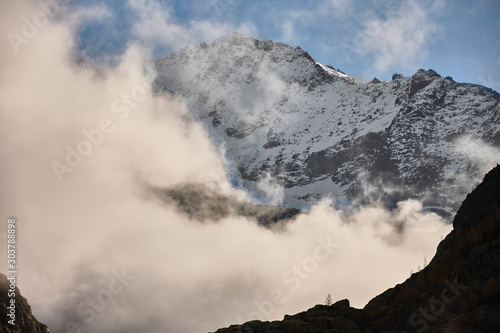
[153,34,500,219]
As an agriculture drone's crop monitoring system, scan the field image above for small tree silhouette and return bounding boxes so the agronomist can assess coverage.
[325,293,332,306]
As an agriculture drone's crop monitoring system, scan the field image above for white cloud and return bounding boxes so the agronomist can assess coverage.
[65,3,113,29]
[326,0,355,17]
[353,0,444,71]
[455,135,500,172]
[127,0,257,52]
[281,19,295,43]
[255,172,285,205]
[275,0,355,50]
[127,0,186,47]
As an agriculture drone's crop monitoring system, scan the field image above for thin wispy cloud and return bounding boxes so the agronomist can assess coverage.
[127,0,257,53]
[65,3,113,29]
[325,0,355,17]
[281,19,295,44]
[354,0,445,72]
[37,0,497,86]
[127,0,186,48]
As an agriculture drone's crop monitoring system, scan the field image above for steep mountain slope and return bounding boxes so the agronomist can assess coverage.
[213,163,500,332]
[152,33,500,219]
[0,273,51,333]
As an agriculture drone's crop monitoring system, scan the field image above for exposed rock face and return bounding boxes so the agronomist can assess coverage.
[215,300,375,333]
[153,33,500,219]
[146,182,301,227]
[0,273,51,333]
[213,164,500,332]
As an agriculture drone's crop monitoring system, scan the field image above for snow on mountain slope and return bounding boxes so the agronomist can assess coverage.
[152,33,500,219]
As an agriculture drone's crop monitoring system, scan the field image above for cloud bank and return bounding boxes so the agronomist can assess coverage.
[0,2,452,333]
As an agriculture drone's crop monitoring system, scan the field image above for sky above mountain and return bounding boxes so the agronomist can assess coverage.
[63,0,500,89]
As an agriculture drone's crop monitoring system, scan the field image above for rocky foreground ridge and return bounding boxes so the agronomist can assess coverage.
[214,164,500,332]
[0,273,50,333]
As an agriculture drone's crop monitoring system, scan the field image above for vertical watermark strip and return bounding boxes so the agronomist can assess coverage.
[6,218,17,326]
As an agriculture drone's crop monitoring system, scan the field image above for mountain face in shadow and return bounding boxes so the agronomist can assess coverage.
[145,182,301,227]
[0,273,51,333]
[214,164,500,333]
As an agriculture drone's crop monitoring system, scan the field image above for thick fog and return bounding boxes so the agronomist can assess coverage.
[0,2,453,333]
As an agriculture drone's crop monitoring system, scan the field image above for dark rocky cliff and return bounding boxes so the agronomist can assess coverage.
[0,273,50,333]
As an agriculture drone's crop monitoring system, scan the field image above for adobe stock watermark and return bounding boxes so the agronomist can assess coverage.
[235,235,339,326]
[341,0,399,63]
[408,277,467,332]
[7,0,68,54]
[56,268,135,333]
[51,80,150,182]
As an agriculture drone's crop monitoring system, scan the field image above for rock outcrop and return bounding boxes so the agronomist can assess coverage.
[146,182,301,227]
[0,273,51,333]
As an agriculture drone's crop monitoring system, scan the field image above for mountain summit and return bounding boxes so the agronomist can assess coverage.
[153,33,500,218]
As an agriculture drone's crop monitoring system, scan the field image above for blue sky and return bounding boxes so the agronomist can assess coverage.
[67,0,499,89]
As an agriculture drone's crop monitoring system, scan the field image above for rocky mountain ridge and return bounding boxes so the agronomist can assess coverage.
[153,33,500,219]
